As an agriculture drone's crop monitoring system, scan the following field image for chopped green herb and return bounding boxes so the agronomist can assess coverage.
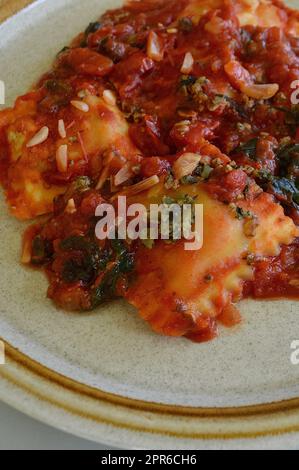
[31,236,53,265]
[74,176,92,192]
[85,22,101,36]
[201,164,213,180]
[293,192,299,205]
[56,46,69,58]
[91,240,134,308]
[60,236,109,284]
[275,143,299,181]
[162,196,176,206]
[276,143,299,161]
[178,17,194,33]
[163,194,197,206]
[178,75,197,89]
[193,163,213,180]
[159,194,198,242]
[62,176,92,206]
[255,168,273,182]
[216,94,248,118]
[235,207,253,220]
[44,79,72,96]
[273,105,299,132]
[181,175,199,185]
[164,173,179,189]
[270,177,299,209]
[236,138,259,160]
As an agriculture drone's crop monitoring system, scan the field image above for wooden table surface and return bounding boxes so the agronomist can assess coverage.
[0,0,34,23]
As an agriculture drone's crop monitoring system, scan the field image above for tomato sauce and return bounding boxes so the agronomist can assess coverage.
[3,0,299,338]
[245,239,299,299]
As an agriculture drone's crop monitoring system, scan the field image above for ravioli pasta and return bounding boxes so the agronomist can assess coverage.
[1,0,299,342]
[125,181,298,340]
[0,83,138,219]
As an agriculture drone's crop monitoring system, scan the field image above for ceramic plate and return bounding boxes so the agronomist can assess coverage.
[1,0,299,450]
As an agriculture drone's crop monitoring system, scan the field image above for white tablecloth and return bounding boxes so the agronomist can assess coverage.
[0,401,117,450]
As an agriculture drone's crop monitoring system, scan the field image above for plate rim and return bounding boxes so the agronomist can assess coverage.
[2,341,299,442]
[1,0,299,447]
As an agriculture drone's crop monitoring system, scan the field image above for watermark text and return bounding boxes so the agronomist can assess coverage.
[95,196,204,251]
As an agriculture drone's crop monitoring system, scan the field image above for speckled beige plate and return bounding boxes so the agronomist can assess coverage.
[1,0,299,450]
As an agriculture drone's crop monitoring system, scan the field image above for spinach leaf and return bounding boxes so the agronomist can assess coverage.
[80,22,101,47]
[31,236,53,265]
[62,258,97,284]
[235,138,258,159]
[57,176,91,212]
[178,75,197,89]
[274,105,299,133]
[276,143,299,161]
[276,143,299,181]
[85,22,101,36]
[91,240,134,308]
[270,177,299,209]
[60,236,109,284]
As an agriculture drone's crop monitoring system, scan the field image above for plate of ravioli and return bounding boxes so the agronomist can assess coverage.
[1,0,299,450]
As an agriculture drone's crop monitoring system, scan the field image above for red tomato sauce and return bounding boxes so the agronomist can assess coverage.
[245,239,299,299]
[3,0,299,331]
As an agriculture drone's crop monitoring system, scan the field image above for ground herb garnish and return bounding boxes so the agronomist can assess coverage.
[231,206,254,220]
[236,207,253,220]
[180,175,200,185]
[215,94,248,118]
[141,194,198,249]
[178,75,197,89]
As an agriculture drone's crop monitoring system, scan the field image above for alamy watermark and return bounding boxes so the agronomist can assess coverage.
[290,80,299,105]
[290,340,299,365]
[94,196,204,251]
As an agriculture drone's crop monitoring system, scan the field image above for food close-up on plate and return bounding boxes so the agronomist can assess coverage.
[1,0,299,450]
